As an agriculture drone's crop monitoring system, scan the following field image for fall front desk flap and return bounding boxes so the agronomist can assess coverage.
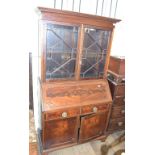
[41,79,112,111]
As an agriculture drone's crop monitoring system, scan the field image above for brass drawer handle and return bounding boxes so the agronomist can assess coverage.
[118,122,123,126]
[121,110,125,114]
[93,107,98,113]
[61,112,68,118]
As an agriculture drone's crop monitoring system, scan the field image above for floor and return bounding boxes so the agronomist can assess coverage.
[29,110,125,155]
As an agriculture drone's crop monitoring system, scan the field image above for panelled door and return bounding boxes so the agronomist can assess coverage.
[43,117,79,149]
[79,112,108,143]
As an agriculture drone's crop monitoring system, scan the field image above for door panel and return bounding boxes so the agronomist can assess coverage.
[79,112,108,142]
[46,23,79,80]
[43,117,79,149]
[80,28,111,79]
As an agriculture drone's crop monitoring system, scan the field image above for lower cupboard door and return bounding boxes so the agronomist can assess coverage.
[43,117,79,149]
[79,112,108,143]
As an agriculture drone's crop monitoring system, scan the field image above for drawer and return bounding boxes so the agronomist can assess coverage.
[113,96,125,106]
[44,107,80,121]
[108,80,125,98]
[108,117,125,131]
[81,103,109,115]
[115,84,125,96]
[111,105,125,119]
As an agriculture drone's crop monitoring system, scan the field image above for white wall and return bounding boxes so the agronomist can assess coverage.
[111,0,125,56]
[29,0,125,130]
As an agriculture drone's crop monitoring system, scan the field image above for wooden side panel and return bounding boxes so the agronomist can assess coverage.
[79,112,108,142]
[40,21,47,82]
[119,60,125,75]
[108,56,125,76]
[43,117,79,149]
[108,57,120,74]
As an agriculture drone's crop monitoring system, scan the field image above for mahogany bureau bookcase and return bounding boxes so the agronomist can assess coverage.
[36,7,120,155]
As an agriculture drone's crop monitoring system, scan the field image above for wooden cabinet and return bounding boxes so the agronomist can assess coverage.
[107,56,125,132]
[108,56,125,76]
[37,7,120,154]
[41,80,112,151]
[107,56,125,83]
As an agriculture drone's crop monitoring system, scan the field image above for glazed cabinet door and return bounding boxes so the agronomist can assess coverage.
[79,112,108,143]
[80,27,111,79]
[45,23,79,80]
[43,117,79,149]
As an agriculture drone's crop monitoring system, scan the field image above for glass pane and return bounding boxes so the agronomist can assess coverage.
[80,28,111,79]
[46,24,79,80]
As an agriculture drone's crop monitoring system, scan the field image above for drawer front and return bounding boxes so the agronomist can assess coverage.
[113,96,125,106]
[115,84,125,96]
[45,107,80,121]
[81,103,109,115]
[108,117,125,131]
[111,105,125,119]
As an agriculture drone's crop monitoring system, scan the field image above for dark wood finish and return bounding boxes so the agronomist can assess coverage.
[113,96,125,106]
[108,117,125,131]
[111,105,125,119]
[37,7,120,30]
[108,56,125,83]
[107,71,125,83]
[75,24,84,80]
[41,79,112,151]
[107,56,125,133]
[44,107,80,121]
[79,112,108,142]
[37,7,120,153]
[38,7,120,82]
[108,56,125,76]
[115,85,125,96]
[108,79,125,98]
[40,21,47,82]
[41,80,112,112]
[43,116,79,149]
[81,103,109,115]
